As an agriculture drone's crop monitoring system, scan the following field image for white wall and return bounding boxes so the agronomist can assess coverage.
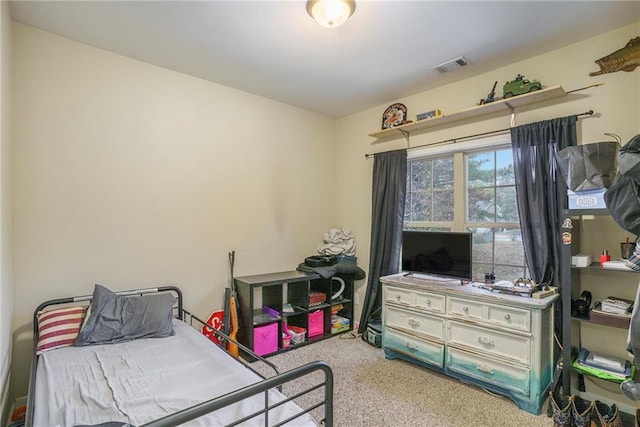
[0,0,12,423]
[11,22,336,396]
[336,23,640,324]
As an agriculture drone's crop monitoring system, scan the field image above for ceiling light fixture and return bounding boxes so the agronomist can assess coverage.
[306,0,356,28]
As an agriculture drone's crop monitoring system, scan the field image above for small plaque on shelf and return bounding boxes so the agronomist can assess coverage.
[416,109,441,121]
[568,188,607,210]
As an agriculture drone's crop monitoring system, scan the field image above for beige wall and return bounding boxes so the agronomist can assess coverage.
[0,0,12,423]
[11,23,337,395]
[337,21,640,323]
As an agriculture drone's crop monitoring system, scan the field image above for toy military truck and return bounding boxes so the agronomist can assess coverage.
[503,74,542,98]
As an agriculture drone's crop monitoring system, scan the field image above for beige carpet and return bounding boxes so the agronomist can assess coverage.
[264,333,554,427]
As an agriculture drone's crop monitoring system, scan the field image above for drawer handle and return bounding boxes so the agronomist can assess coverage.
[478,336,495,347]
[477,365,494,375]
[408,318,421,327]
[396,295,401,300]
[504,314,511,320]
[463,306,469,312]
[406,342,418,350]
[426,299,431,305]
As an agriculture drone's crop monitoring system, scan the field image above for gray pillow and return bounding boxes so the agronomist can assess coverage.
[74,284,176,346]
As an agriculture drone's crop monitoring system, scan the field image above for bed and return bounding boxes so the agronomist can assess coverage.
[25,285,334,427]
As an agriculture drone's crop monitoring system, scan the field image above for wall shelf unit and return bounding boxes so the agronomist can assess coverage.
[560,208,638,403]
[368,85,567,140]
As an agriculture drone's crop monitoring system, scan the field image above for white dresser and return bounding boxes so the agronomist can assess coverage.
[380,274,558,415]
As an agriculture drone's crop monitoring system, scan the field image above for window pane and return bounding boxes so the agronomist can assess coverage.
[433,190,454,221]
[472,263,493,281]
[495,229,525,265]
[409,191,431,221]
[467,152,494,188]
[470,227,493,263]
[496,187,518,222]
[468,188,495,222]
[410,161,431,191]
[496,149,515,186]
[494,265,525,281]
[433,158,454,189]
[406,157,453,224]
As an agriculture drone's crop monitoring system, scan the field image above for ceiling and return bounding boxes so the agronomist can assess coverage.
[9,1,640,118]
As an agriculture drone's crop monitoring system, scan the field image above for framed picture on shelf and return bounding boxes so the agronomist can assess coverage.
[382,103,407,130]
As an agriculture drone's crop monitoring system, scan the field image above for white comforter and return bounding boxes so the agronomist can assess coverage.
[34,320,317,427]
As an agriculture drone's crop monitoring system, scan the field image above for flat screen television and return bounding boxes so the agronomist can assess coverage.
[401,230,472,281]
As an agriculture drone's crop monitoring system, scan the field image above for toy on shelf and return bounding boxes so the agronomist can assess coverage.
[477,81,498,105]
[503,74,542,98]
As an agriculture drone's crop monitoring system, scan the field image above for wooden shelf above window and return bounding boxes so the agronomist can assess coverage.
[368,85,567,139]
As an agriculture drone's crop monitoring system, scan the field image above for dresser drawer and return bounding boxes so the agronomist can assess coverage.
[447,347,530,396]
[486,304,530,332]
[448,297,531,332]
[415,291,445,313]
[385,305,445,340]
[448,320,531,364]
[385,285,414,306]
[384,327,444,368]
[385,285,445,314]
[448,297,483,321]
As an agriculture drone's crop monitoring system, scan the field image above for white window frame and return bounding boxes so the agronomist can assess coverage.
[406,133,527,280]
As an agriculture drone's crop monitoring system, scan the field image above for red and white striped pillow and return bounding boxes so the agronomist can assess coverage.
[36,306,87,355]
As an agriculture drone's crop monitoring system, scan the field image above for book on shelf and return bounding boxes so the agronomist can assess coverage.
[574,348,632,379]
[601,296,633,315]
[602,260,634,271]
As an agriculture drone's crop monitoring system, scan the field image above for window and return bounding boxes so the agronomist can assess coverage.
[405,137,527,281]
[466,148,526,280]
[405,156,454,230]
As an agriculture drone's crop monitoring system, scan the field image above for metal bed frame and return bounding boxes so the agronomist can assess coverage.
[25,286,334,427]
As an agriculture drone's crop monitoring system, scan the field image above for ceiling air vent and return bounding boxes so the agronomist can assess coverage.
[431,56,470,73]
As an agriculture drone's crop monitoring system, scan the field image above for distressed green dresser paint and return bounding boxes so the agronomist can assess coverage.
[380,274,558,415]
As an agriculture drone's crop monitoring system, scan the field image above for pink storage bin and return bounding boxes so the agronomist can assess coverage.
[308,310,324,337]
[253,322,278,356]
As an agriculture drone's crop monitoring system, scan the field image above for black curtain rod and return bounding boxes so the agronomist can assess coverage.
[364,109,594,159]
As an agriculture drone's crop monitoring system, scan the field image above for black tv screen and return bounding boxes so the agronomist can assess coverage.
[401,231,472,280]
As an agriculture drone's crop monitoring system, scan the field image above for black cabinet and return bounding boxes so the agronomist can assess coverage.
[234,270,354,356]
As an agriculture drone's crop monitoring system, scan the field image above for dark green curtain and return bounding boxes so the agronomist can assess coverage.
[510,116,577,286]
[510,116,577,342]
[358,149,407,333]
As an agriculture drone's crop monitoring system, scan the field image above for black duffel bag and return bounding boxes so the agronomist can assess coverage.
[604,173,640,235]
[605,134,640,235]
[304,255,338,267]
[619,134,640,183]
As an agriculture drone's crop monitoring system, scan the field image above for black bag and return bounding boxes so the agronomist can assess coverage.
[555,141,618,191]
[618,134,640,183]
[304,255,338,267]
[604,173,640,235]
